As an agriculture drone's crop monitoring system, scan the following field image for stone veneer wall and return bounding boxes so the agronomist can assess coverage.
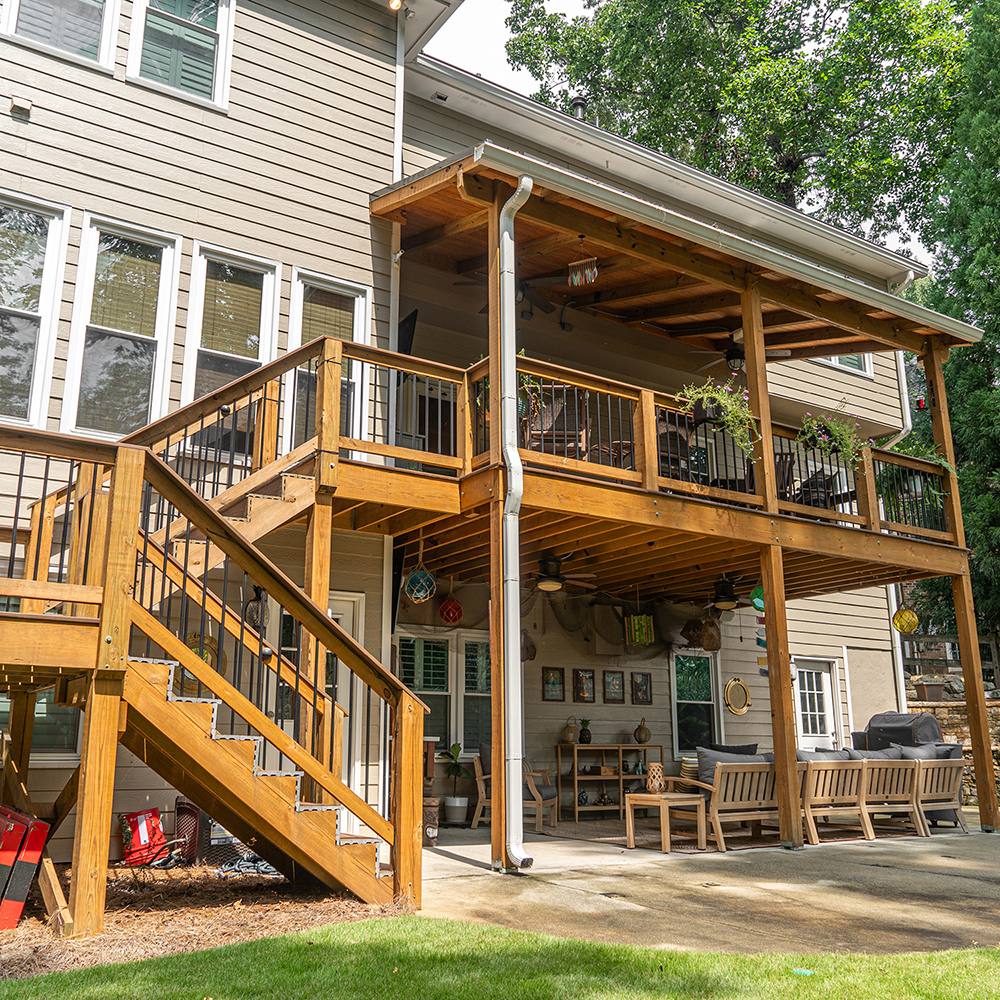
[911,700,1000,805]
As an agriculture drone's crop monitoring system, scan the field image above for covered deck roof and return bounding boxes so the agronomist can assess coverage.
[372,142,981,362]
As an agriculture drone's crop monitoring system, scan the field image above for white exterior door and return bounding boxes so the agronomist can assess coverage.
[793,659,839,750]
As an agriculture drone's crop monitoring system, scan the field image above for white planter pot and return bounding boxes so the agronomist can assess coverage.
[444,796,469,824]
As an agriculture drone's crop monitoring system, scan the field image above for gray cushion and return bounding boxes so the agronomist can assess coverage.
[891,743,938,760]
[526,783,558,801]
[797,749,852,761]
[706,742,758,755]
[479,743,492,776]
[695,747,772,787]
[845,746,903,760]
[934,743,964,759]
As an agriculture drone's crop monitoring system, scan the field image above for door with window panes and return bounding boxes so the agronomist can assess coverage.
[793,659,838,750]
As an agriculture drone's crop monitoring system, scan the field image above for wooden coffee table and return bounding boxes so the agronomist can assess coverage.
[625,792,707,852]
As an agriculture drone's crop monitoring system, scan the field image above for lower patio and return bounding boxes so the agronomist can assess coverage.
[421,817,996,953]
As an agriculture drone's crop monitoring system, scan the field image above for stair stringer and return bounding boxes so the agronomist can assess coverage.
[122,656,391,904]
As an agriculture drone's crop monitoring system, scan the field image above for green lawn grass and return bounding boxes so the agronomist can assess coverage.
[1,917,998,1000]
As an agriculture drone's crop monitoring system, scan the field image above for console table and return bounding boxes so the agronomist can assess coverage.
[556,743,665,821]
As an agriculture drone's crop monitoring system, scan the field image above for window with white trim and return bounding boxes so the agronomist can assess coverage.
[818,354,873,376]
[286,269,370,448]
[671,650,722,757]
[182,245,279,403]
[1,0,120,67]
[396,630,490,753]
[62,216,179,437]
[0,196,66,427]
[126,0,234,107]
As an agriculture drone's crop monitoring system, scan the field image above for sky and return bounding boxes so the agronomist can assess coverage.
[423,0,587,95]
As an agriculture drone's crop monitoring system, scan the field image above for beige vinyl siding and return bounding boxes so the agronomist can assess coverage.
[1,0,397,430]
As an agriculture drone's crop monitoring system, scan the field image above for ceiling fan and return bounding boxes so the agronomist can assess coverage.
[527,552,598,593]
[454,269,564,316]
[691,330,792,373]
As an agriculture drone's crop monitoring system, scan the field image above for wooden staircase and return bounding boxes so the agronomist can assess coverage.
[0,338,425,938]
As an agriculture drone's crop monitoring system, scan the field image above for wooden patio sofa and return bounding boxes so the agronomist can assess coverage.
[663,757,968,850]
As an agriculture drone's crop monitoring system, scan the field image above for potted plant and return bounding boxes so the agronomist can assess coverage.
[475,349,542,420]
[796,411,872,468]
[678,378,758,458]
[438,742,471,824]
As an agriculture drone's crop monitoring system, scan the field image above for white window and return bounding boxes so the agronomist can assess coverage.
[62,216,179,437]
[286,269,371,448]
[1,0,120,69]
[816,354,873,377]
[0,193,68,428]
[126,0,234,108]
[396,630,490,754]
[671,650,722,758]
[181,243,279,403]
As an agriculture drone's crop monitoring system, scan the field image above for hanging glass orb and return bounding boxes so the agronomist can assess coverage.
[892,606,919,634]
[439,596,463,624]
[404,568,436,604]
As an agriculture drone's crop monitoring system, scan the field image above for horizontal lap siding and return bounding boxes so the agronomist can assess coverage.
[1,0,397,430]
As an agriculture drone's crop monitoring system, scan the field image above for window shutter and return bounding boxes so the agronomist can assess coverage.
[16,0,104,59]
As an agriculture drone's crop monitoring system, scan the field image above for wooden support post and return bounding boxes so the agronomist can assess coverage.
[457,376,473,476]
[636,390,659,492]
[855,447,882,532]
[1,692,35,806]
[252,379,281,472]
[303,495,333,791]
[316,337,343,494]
[69,446,144,937]
[742,276,778,511]
[922,344,999,829]
[489,499,509,869]
[391,691,423,908]
[759,544,804,848]
[487,185,502,467]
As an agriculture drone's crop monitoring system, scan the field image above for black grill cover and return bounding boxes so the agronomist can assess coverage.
[854,712,943,750]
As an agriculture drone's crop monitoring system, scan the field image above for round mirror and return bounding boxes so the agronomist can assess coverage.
[724,677,751,715]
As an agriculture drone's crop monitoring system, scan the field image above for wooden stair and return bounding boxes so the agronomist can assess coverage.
[121,655,392,904]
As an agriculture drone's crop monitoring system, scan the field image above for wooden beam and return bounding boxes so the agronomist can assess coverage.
[457,230,581,275]
[624,292,743,325]
[759,544,803,848]
[391,692,423,907]
[0,616,100,670]
[458,173,747,292]
[401,210,489,254]
[369,158,472,220]
[755,276,928,354]
[568,274,704,309]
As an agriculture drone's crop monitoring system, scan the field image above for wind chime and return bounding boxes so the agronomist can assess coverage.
[567,238,599,287]
[624,587,655,645]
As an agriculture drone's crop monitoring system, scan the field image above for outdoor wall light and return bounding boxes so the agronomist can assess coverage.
[725,346,746,372]
[388,0,402,10]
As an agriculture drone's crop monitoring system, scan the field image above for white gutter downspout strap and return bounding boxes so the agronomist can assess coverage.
[499,176,533,871]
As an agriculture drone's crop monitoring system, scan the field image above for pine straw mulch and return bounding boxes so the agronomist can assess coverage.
[0,862,402,981]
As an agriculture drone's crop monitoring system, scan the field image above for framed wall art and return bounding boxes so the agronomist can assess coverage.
[631,671,652,706]
[542,667,565,702]
[573,668,596,703]
[602,670,625,704]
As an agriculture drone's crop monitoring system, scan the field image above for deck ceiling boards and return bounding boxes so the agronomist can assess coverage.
[392,505,939,605]
[383,162,959,358]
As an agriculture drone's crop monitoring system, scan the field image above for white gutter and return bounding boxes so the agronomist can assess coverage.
[882,350,913,449]
[499,176,534,871]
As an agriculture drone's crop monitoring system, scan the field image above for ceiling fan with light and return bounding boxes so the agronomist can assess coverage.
[527,552,597,593]
[690,329,792,374]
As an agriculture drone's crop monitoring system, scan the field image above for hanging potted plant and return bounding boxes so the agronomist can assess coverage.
[796,412,872,468]
[677,378,759,458]
[438,742,471,824]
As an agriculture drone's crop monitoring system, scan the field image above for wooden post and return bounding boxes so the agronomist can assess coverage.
[456,376,473,476]
[855,447,882,532]
[487,185,502,467]
[316,337,343,494]
[391,691,423,908]
[69,446,144,937]
[923,343,1000,830]
[759,544,804,848]
[303,495,332,791]
[636,390,659,492]
[742,276,778,511]
[252,379,281,472]
[489,500,509,869]
[1,693,35,806]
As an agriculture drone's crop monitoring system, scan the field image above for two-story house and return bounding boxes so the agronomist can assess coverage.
[0,0,995,938]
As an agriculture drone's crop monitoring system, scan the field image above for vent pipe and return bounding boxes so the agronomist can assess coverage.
[570,95,588,120]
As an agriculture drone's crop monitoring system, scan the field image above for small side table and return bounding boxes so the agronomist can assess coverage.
[625,792,707,853]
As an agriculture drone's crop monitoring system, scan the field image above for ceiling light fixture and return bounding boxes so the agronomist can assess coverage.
[713,578,738,610]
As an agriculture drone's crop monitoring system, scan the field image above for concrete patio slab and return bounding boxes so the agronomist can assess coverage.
[421,818,1000,953]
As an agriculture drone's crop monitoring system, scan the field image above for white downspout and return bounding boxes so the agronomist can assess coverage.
[500,176,533,870]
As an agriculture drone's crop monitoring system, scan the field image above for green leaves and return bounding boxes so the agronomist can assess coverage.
[505,0,965,244]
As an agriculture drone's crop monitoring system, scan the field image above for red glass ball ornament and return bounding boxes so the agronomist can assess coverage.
[438,596,463,624]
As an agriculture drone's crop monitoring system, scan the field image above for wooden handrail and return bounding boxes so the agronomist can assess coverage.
[518,358,641,400]
[0,426,122,465]
[871,449,947,476]
[141,450,424,712]
[343,342,465,383]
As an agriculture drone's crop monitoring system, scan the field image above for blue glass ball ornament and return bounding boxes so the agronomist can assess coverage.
[404,568,437,604]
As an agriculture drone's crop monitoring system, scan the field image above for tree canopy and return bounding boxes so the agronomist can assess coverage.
[904,0,1000,634]
[505,0,966,247]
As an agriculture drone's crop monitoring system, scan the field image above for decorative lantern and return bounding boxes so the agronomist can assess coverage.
[892,605,919,634]
[625,614,655,646]
[749,584,765,612]
[438,579,463,624]
[404,537,436,605]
